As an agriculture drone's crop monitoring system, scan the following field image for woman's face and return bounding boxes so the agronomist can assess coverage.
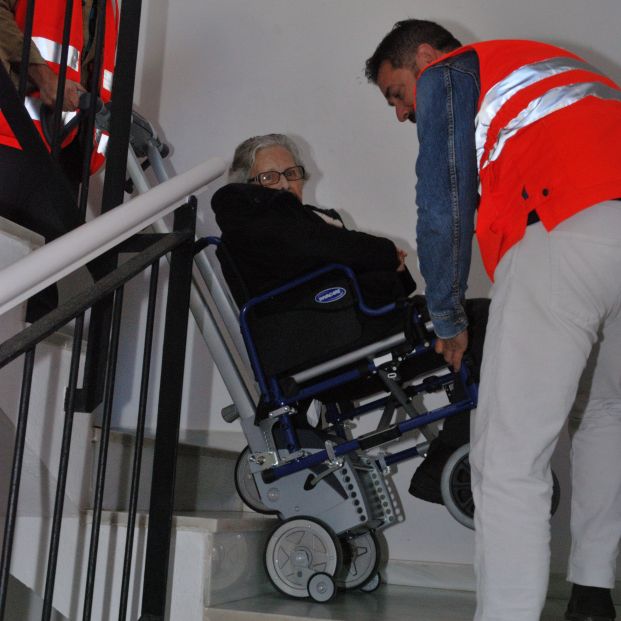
[249,145,304,201]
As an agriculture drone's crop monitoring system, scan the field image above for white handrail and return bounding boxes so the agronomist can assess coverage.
[0,156,226,316]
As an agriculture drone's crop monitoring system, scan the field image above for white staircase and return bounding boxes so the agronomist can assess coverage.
[101,429,246,514]
[89,429,278,617]
[3,407,277,620]
[0,217,277,620]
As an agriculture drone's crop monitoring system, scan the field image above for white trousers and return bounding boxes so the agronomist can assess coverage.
[470,201,621,621]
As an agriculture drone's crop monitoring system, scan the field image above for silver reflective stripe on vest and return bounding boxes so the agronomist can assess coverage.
[32,36,80,72]
[103,69,113,92]
[62,109,78,125]
[24,96,77,126]
[485,81,621,166]
[95,130,109,155]
[476,57,601,168]
[24,97,42,121]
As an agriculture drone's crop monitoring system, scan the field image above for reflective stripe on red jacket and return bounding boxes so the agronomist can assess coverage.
[420,40,621,279]
[0,0,118,174]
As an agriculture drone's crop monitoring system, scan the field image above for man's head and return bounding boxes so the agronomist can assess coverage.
[365,20,462,123]
[228,133,307,201]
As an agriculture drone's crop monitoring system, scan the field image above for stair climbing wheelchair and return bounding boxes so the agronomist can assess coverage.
[198,236,560,603]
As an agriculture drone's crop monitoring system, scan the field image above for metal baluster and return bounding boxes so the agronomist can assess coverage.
[77,0,107,222]
[49,0,75,159]
[118,262,159,621]
[139,201,197,620]
[82,285,124,620]
[41,314,85,621]
[0,348,35,621]
[80,0,143,416]
[18,0,36,99]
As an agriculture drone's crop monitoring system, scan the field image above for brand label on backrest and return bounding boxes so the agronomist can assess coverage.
[314,287,347,304]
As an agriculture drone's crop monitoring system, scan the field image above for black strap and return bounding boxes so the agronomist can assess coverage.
[100,0,142,215]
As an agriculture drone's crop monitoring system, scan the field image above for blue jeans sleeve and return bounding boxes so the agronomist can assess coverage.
[415,60,479,339]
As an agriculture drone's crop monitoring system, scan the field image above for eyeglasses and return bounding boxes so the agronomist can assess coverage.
[248,165,305,187]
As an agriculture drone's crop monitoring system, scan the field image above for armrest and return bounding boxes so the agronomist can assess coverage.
[240,263,397,318]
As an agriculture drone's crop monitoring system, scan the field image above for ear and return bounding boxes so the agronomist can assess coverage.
[416,43,444,68]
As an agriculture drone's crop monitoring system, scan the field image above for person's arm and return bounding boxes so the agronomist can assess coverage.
[415,56,480,348]
[28,63,84,110]
[0,0,45,65]
[213,183,401,275]
[265,193,400,273]
[0,0,83,110]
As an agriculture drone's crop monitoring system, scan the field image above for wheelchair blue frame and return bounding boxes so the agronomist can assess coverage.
[201,236,478,484]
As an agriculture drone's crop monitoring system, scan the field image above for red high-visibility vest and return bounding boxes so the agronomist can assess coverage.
[0,0,118,174]
[418,40,621,279]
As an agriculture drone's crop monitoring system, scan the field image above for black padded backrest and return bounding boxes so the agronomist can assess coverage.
[213,241,417,383]
[214,242,366,377]
[249,271,364,376]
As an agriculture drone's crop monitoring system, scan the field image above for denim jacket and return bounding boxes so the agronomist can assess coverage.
[415,50,480,339]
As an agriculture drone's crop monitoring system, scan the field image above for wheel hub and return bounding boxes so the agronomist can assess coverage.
[292,547,312,568]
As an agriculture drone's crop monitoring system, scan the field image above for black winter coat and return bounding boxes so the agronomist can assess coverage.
[211,183,415,307]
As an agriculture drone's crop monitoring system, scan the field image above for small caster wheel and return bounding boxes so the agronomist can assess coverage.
[336,530,380,590]
[307,572,337,603]
[359,572,381,593]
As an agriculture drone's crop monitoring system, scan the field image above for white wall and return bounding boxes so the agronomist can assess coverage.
[129,0,621,582]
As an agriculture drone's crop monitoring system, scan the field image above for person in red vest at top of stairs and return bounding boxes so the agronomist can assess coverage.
[0,0,118,320]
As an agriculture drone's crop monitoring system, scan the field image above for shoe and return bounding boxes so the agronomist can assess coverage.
[565,583,616,621]
[408,440,456,505]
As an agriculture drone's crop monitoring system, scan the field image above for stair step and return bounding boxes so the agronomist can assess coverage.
[204,585,586,621]
[98,429,247,513]
[203,586,402,621]
[5,574,67,621]
[97,510,277,616]
[10,510,276,620]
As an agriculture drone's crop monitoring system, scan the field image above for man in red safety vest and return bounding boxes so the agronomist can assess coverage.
[0,0,118,319]
[366,19,621,621]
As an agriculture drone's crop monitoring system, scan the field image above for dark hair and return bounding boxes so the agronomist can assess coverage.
[365,19,462,83]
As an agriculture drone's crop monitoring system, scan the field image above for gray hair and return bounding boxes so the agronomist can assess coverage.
[228,133,307,183]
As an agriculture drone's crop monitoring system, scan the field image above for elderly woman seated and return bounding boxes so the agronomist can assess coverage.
[212,133,484,504]
[213,133,414,308]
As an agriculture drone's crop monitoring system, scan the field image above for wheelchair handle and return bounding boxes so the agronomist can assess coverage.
[40,92,107,147]
[401,299,432,346]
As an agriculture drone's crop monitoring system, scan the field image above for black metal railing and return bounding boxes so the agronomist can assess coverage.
[0,1,198,619]
[80,0,145,414]
[0,199,198,621]
[0,0,144,414]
